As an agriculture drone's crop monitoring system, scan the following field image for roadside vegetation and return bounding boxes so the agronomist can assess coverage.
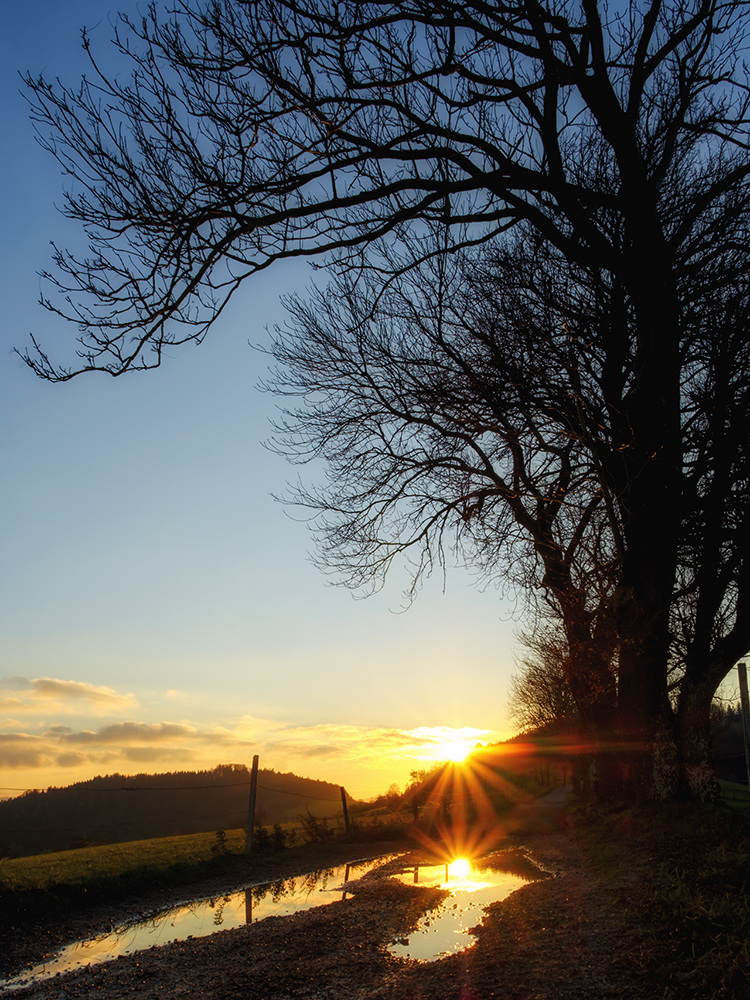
[570,786,750,998]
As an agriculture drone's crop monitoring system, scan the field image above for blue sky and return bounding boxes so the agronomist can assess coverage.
[0,1,519,800]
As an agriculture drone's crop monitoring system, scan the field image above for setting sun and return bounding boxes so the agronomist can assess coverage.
[437,740,473,762]
[407,727,487,767]
[449,858,470,878]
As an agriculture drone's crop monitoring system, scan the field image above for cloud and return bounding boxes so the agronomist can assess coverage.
[0,717,244,778]
[409,726,490,743]
[289,743,346,758]
[55,752,87,768]
[63,722,197,746]
[0,720,204,772]
[1,677,30,689]
[227,718,494,769]
[0,697,30,714]
[0,733,55,770]
[0,677,138,716]
[123,746,196,763]
[1,700,503,800]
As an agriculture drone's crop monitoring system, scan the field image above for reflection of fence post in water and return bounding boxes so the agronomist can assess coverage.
[340,787,350,833]
[341,863,352,900]
[244,754,259,855]
[245,888,253,924]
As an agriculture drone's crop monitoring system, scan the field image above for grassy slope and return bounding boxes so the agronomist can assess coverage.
[570,786,750,999]
[0,813,415,929]
[0,827,247,893]
[0,827,259,933]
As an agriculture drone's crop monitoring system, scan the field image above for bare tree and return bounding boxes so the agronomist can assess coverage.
[20,1,750,798]
[471,232,750,798]
[507,630,579,736]
[669,279,750,793]
[265,236,621,763]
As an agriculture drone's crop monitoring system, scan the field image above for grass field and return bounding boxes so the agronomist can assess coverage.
[0,826,248,894]
[0,810,415,927]
[719,778,750,810]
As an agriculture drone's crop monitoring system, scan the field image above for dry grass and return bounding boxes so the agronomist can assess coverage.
[571,797,750,999]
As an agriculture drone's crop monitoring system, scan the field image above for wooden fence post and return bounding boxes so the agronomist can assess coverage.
[738,664,750,796]
[340,786,350,833]
[245,755,259,855]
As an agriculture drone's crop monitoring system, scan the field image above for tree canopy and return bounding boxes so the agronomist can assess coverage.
[23,0,750,379]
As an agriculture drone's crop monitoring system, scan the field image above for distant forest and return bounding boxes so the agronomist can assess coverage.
[0,763,350,856]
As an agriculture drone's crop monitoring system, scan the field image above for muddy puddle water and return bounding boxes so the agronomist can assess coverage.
[2,851,545,989]
[1,855,397,991]
[388,853,545,962]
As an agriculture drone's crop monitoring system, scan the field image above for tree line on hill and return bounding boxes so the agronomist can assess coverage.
[0,764,349,856]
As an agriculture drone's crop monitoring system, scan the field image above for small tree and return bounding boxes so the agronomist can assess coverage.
[508,631,579,736]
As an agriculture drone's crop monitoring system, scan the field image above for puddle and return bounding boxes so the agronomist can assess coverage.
[2,850,546,988]
[388,853,544,962]
[0,855,398,992]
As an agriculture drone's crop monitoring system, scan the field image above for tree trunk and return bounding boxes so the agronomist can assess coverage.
[611,230,682,801]
[676,672,721,801]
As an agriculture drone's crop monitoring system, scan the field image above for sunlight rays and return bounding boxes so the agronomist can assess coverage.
[406,747,539,862]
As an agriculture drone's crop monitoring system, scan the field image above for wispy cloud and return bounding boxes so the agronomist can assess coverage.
[0,677,138,715]
[61,721,198,745]
[0,718,253,772]
[222,717,495,769]
[122,746,197,763]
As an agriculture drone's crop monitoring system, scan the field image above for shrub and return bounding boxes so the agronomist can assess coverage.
[211,830,229,855]
[297,811,335,843]
[253,825,272,851]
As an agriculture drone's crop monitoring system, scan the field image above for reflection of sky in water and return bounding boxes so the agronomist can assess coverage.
[388,856,539,963]
[0,856,395,992]
[1,852,540,990]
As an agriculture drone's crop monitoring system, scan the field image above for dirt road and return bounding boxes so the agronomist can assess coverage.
[4,789,640,999]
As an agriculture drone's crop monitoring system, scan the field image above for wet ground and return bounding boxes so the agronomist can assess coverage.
[2,788,641,999]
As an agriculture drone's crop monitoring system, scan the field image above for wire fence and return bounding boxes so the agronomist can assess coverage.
[0,775,348,842]
[1,781,341,800]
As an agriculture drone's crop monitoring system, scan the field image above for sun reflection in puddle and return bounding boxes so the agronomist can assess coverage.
[1,850,544,989]
[0,855,398,992]
[388,853,542,963]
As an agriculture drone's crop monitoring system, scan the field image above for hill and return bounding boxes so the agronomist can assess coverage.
[0,763,349,856]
